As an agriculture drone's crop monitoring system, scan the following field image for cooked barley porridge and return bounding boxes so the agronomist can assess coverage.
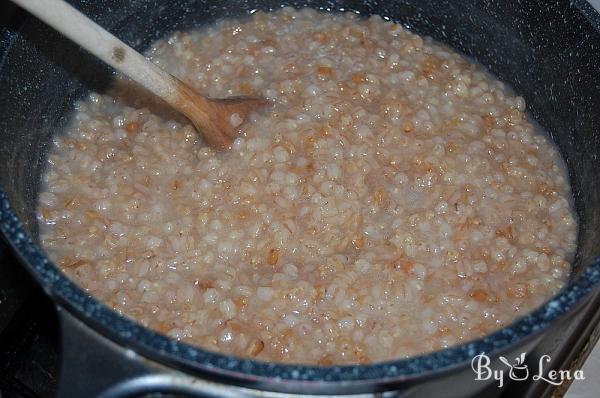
[37,8,577,365]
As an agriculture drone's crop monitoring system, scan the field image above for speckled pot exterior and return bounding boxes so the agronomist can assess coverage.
[1,0,600,395]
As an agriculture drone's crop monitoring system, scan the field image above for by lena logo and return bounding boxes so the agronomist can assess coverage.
[471,352,585,388]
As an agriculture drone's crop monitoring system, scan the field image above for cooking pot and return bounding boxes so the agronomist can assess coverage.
[1,0,600,397]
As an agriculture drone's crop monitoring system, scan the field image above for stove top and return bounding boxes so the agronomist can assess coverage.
[0,238,59,398]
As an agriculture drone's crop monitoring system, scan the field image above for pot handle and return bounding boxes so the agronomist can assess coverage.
[55,306,252,397]
[56,305,152,398]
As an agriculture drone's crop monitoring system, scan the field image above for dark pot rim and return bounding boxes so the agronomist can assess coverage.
[2,0,600,391]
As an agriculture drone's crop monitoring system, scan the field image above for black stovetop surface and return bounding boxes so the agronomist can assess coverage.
[0,238,59,398]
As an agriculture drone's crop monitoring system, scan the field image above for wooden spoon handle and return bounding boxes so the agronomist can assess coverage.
[11,0,208,113]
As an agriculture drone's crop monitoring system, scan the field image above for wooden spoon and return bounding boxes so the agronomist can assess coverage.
[12,0,268,149]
